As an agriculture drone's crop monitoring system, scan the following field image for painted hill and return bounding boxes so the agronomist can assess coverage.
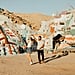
[0,8,54,30]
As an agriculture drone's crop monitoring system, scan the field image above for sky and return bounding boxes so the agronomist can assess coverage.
[0,0,75,15]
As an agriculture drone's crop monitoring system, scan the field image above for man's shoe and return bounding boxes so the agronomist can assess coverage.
[41,61,44,64]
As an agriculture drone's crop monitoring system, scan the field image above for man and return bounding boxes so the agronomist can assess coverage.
[37,36,45,64]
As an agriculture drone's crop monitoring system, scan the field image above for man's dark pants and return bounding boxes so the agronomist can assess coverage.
[37,50,44,63]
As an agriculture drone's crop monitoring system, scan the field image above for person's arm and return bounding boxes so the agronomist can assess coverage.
[39,41,44,49]
[31,34,37,41]
[40,44,44,49]
[59,36,65,42]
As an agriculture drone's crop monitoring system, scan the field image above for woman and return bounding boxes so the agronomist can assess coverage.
[26,37,34,65]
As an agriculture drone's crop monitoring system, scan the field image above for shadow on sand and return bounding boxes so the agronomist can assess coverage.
[44,53,68,63]
[33,53,69,65]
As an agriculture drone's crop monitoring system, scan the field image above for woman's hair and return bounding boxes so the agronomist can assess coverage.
[28,37,34,41]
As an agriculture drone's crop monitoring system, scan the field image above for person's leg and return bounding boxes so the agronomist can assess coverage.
[3,48,6,55]
[37,50,41,63]
[26,48,33,65]
[53,40,55,49]
[54,43,60,53]
[41,50,44,62]
[26,53,33,64]
[46,49,49,54]
[44,49,48,55]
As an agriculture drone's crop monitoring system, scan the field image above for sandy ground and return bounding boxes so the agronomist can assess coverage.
[0,51,75,75]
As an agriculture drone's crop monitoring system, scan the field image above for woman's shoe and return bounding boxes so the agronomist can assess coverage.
[30,62,33,65]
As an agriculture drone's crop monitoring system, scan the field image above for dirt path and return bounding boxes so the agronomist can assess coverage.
[0,52,75,75]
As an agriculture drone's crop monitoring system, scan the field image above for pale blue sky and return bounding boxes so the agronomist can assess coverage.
[0,0,75,15]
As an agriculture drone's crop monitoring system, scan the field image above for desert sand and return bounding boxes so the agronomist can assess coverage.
[0,51,75,75]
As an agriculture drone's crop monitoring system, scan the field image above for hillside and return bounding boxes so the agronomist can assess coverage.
[0,8,54,30]
[16,13,53,30]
